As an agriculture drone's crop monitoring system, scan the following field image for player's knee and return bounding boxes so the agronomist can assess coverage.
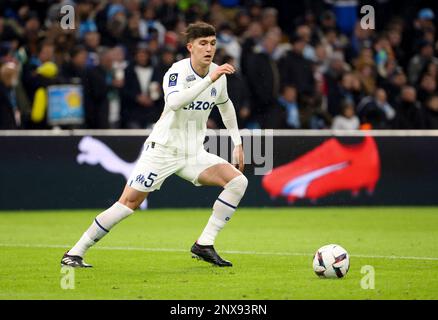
[118,195,143,211]
[225,174,248,197]
[118,187,149,211]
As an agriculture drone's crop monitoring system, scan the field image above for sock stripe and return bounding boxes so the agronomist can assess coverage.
[217,198,237,209]
[94,218,109,233]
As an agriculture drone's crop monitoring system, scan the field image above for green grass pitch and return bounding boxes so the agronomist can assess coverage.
[0,207,437,300]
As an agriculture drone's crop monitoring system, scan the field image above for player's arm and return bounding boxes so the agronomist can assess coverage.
[165,64,235,111]
[218,98,245,172]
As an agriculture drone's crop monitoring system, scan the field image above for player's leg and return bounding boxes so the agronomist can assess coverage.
[195,163,248,246]
[176,154,248,267]
[62,142,178,267]
[62,186,148,267]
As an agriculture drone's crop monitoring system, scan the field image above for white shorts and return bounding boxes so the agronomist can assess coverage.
[127,142,228,192]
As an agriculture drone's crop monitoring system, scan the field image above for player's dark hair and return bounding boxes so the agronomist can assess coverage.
[184,22,216,43]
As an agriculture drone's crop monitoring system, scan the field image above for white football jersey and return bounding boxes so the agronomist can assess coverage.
[146,58,229,153]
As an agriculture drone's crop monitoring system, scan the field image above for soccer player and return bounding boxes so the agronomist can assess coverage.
[61,22,248,268]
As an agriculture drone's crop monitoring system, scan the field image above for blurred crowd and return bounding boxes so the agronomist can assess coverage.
[1,0,438,130]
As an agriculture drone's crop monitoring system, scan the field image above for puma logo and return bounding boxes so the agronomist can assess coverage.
[77,136,148,209]
[281,161,350,198]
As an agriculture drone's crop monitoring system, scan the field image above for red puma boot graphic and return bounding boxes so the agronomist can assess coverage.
[262,136,380,202]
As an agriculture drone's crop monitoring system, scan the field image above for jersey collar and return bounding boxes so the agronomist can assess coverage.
[189,58,210,79]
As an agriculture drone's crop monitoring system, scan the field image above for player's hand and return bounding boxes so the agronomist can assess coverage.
[232,144,245,173]
[112,79,124,88]
[210,63,235,82]
[137,94,153,107]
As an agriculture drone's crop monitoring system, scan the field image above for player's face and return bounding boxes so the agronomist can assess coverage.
[187,36,216,67]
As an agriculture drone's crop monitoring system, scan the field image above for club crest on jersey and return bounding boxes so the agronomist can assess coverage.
[211,87,217,97]
[186,74,196,82]
[168,73,178,87]
[135,174,145,184]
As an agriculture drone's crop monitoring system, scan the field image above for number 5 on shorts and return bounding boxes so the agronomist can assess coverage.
[145,172,158,188]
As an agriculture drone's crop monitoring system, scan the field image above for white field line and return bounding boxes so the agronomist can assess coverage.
[1,243,438,261]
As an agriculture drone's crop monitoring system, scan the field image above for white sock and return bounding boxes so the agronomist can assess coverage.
[197,175,248,246]
[68,202,134,257]
[67,232,95,257]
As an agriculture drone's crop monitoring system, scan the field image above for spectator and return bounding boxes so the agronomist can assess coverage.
[417,73,437,104]
[245,30,281,128]
[326,70,363,117]
[356,88,396,129]
[107,46,127,127]
[240,21,263,77]
[387,28,406,68]
[101,4,127,47]
[306,95,333,129]
[21,11,45,59]
[0,17,21,44]
[323,51,348,102]
[150,45,176,115]
[355,59,376,96]
[331,99,360,130]
[122,11,145,56]
[77,0,98,40]
[261,7,279,33]
[270,84,301,129]
[47,25,77,67]
[140,4,166,47]
[408,40,438,85]
[83,48,114,129]
[0,62,20,129]
[121,45,159,129]
[248,0,263,21]
[347,21,374,61]
[153,46,176,85]
[392,86,423,129]
[156,0,181,31]
[209,55,250,129]
[322,27,349,58]
[410,8,436,53]
[83,31,101,67]
[233,9,252,37]
[421,94,438,129]
[295,24,316,62]
[123,0,142,13]
[22,41,56,100]
[216,23,241,71]
[60,45,88,85]
[319,10,337,34]
[373,36,394,79]
[353,46,374,69]
[1,0,438,131]
[278,34,315,97]
[21,41,58,128]
[206,1,227,27]
[424,61,438,82]
[381,67,408,106]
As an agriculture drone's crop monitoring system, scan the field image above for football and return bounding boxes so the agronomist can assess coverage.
[313,244,350,278]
